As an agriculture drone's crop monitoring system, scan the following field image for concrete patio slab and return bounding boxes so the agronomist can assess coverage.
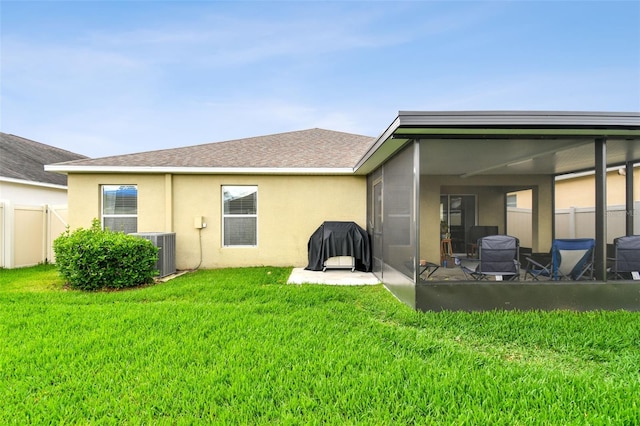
[287,268,381,285]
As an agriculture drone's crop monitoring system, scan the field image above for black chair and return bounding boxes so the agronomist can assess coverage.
[461,235,520,280]
[465,226,498,258]
[609,235,640,280]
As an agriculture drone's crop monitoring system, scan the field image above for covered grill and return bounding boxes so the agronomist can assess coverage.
[305,221,371,272]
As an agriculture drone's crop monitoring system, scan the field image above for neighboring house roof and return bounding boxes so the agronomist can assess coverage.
[47,128,376,175]
[1,132,87,187]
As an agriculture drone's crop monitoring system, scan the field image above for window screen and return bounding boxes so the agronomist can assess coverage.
[102,185,137,234]
[223,186,257,246]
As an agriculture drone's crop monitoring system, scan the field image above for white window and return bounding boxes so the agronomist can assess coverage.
[507,194,517,208]
[222,185,257,247]
[102,185,137,234]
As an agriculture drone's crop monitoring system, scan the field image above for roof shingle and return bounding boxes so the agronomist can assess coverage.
[52,128,375,170]
[1,133,87,186]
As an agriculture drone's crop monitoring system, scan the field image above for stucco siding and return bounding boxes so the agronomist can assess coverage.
[67,174,169,231]
[173,174,366,269]
[555,170,640,209]
[67,173,366,270]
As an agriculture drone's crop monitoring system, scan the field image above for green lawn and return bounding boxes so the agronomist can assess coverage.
[1,265,639,424]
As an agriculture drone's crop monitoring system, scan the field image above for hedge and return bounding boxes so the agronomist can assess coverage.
[53,220,159,290]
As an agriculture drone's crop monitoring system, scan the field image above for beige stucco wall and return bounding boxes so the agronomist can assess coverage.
[419,174,554,263]
[509,169,639,210]
[555,169,640,209]
[67,173,366,270]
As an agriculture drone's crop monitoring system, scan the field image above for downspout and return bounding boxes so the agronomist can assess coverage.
[165,174,173,232]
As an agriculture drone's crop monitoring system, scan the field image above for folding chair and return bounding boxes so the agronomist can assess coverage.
[460,235,520,281]
[552,238,595,280]
[526,238,595,281]
[524,238,596,281]
[610,235,640,280]
[523,254,551,281]
[419,260,440,279]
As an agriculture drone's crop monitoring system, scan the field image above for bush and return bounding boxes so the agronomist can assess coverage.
[53,219,159,290]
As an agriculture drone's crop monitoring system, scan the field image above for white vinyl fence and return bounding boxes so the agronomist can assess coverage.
[507,201,640,249]
[0,201,68,269]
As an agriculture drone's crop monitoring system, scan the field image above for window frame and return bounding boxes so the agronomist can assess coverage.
[222,185,258,247]
[101,184,138,234]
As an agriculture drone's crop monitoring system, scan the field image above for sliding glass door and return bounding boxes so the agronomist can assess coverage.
[440,195,476,253]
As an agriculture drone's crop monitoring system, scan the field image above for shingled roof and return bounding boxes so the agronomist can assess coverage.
[1,133,87,186]
[49,128,376,172]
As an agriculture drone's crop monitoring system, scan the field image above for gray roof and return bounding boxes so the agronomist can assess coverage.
[52,128,376,170]
[0,133,87,186]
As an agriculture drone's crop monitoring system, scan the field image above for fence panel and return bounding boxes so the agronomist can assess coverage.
[13,204,46,268]
[0,202,5,268]
[0,202,68,269]
[511,202,640,248]
[506,208,532,248]
[47,205,68,263]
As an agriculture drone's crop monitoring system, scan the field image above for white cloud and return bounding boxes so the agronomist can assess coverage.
[2,1,637,159]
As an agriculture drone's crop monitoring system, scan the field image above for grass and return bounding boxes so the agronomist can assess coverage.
[1,265,639,424]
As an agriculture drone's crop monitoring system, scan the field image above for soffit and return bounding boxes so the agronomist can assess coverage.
[419,137,640,176]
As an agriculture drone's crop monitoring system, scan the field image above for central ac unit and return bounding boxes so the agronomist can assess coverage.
[131,232,176,277]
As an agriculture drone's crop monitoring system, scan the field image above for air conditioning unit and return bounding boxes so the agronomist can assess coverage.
[131,232,176,277]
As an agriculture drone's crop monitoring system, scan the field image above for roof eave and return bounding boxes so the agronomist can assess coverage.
[353,110,640,174]
[44,165,357,175]
[397,110,640,128]
[0,176,68,190]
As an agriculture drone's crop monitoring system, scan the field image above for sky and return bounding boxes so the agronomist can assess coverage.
[1,0,639,158]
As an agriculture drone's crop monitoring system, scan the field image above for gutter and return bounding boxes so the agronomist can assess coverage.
[0,176,67,190]
[44,165,356,176]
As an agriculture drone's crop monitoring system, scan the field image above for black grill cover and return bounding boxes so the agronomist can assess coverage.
[305,221,371,272]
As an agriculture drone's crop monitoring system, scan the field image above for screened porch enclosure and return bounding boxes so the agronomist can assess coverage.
[360,111,640,311]
[366,142,418,306]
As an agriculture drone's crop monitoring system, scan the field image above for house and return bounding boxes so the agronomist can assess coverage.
[0,132,87,205]
[46,128,374,270]
[46,111,640,311]
[507,166,640,246]
[0,132,87,268]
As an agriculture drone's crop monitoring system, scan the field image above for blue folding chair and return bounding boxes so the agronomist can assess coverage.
[525,238,595,280]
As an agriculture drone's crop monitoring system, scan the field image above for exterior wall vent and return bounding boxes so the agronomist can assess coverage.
[131,232,176,277]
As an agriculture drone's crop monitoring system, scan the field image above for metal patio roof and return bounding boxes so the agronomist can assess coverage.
[354,111,640,176]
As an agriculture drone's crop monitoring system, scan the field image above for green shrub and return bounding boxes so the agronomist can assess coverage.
[53,219,159,290]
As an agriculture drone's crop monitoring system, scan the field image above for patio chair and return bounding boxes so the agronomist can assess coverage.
[460,235,520,280]
[403,259,440,280]
[525,238,595,280]
[523,254,552,281]
[609,235,640,280]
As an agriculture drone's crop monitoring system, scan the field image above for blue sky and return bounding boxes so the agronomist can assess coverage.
[2,1,639,158]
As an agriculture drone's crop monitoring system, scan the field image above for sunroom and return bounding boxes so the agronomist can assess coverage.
[355,111,640,311]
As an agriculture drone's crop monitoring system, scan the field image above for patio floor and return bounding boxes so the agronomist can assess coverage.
[287,257,559,286]
[287,268,381,285]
